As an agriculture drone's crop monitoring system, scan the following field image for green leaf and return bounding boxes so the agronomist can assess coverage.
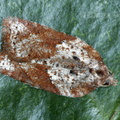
[0,0,120,120]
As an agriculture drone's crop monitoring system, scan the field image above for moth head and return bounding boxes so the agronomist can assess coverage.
[90,64,117,87]
[102,72,117,87]
[100,69,117,87]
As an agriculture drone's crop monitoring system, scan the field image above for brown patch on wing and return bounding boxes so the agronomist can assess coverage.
[82,44,103,61]
[21,63,60,93]
[70,82,97,97]
[0,53,59,94]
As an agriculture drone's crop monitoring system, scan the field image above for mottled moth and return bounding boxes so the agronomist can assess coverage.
[0,17,117,97]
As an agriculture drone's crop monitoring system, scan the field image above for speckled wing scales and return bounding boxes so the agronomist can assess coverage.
[2,17,75,62]
[0,17,117,97]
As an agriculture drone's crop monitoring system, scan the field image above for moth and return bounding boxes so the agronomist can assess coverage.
[0,17,117,97]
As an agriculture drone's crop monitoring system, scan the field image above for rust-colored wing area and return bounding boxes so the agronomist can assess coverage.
[2,17,76,62]
[0,53,59,94]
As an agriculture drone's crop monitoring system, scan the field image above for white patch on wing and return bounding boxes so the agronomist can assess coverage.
[0,55,15,71]
[47,38,100,96]
[30,38,100,97]
[9,20,27,35]
[10,32,44,57]
[56,38,91,64]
